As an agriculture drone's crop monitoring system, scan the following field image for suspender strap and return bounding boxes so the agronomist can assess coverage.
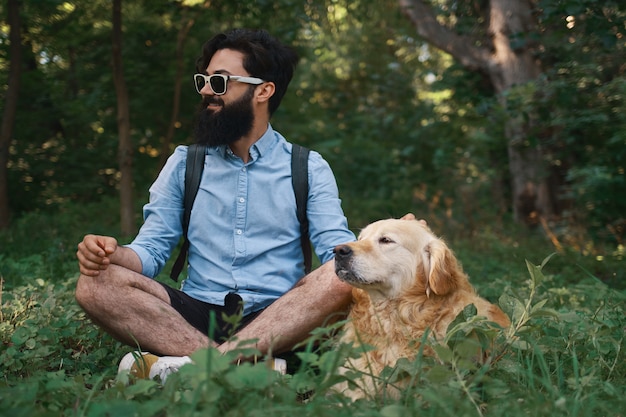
[170,143,207,281]
[291,144,312,274]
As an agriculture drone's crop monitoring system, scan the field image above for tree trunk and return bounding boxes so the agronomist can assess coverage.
[112,0,135,236]
[488,0,549,224]
[159,13,195,169]
[0,0,23,230]
[399,0,553,224]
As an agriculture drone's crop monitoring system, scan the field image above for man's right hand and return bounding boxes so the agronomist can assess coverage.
[77,234,118,276]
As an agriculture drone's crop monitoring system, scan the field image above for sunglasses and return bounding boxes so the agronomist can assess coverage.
[193,73,265,95]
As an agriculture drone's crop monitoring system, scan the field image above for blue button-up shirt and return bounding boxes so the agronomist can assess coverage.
[127,125,355,315]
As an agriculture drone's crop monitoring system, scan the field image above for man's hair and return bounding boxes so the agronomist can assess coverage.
[196,28,299,116]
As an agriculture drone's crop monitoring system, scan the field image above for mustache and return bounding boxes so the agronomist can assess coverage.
[201,96,224,108]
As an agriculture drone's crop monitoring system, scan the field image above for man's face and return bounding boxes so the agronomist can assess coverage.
[194,49,257,146]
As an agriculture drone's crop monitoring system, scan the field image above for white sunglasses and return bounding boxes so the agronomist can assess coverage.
[193,73,265,95]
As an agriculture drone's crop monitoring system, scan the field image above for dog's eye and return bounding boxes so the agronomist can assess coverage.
[379,236,395,244]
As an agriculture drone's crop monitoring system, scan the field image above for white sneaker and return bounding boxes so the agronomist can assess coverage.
[117,351,193,383]
[268,357,287,375]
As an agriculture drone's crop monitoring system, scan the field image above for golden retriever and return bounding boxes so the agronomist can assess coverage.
[333,218,510,399]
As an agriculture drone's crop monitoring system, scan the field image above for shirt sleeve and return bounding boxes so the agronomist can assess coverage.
[306,151,356,264]
[125,146,188,278]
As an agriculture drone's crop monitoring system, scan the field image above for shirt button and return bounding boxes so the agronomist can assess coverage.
[236,229,243,235]
[239,197,245,203]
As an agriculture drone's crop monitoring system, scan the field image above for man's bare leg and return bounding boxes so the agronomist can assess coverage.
[75,264,212,356]
[218,260,353,355]
[76,260,351,358]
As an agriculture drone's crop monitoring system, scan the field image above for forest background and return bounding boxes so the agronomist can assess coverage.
[0,0,625,416]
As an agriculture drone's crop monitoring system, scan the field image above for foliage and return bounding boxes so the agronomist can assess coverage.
[1,0,623,249]
[1,204,625,416]
[0,198,130,288]
[1,255,625,415]
[500,0,625,245]
[0,275,122,380]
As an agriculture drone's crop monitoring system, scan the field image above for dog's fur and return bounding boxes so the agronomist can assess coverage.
[333,218,510,399]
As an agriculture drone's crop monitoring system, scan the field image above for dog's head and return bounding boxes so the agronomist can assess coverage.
[334,219,464,300]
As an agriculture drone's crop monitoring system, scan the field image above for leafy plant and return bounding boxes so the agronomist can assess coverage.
[1,205,625,416]
[0,276,122,382]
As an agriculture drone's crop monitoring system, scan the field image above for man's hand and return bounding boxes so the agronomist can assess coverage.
[400,213,427,226]
[77,234,118,276]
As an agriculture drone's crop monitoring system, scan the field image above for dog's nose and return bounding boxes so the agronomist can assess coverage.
[334,244,353,260]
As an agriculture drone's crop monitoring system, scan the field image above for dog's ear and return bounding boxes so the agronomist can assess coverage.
[424,239,458,296]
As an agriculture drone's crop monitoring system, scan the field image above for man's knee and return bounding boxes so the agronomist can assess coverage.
[75,266,116,310]
[75,273,99,310]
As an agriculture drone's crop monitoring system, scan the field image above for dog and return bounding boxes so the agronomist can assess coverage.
[333,218,510,399]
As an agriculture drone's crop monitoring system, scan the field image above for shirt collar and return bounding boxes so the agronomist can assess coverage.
[211,123,276,161]
[250,124,276,159]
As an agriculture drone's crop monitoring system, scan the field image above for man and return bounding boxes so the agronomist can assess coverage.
[75,29,356,377]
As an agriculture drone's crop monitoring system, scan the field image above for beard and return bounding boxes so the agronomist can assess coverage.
[193,86,256,146]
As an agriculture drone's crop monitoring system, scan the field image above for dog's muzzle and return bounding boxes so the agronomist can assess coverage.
[334,244,359,282]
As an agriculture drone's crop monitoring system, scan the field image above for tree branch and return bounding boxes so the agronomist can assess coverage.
[398,0,494,72]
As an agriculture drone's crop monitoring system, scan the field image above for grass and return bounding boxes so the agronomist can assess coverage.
[1,198,625,416]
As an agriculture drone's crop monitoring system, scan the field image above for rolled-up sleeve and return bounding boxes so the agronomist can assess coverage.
[306,151,356,264]
[126,146,188,278]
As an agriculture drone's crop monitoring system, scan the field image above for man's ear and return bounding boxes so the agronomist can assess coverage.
[256,81,275,104]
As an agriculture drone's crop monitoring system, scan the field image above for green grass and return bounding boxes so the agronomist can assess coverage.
[1,199,625,416]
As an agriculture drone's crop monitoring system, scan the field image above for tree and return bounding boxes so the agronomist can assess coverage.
[159,6,196,169]
[0,0,22,230]
[112,0,134,236]
[2,0,621,246]
[398,0,550,224]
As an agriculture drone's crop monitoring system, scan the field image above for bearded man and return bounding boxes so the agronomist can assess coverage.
[75,29,355,379]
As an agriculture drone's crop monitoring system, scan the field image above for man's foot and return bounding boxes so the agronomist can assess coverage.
[117,351,193,383]
[118,351,286,384]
